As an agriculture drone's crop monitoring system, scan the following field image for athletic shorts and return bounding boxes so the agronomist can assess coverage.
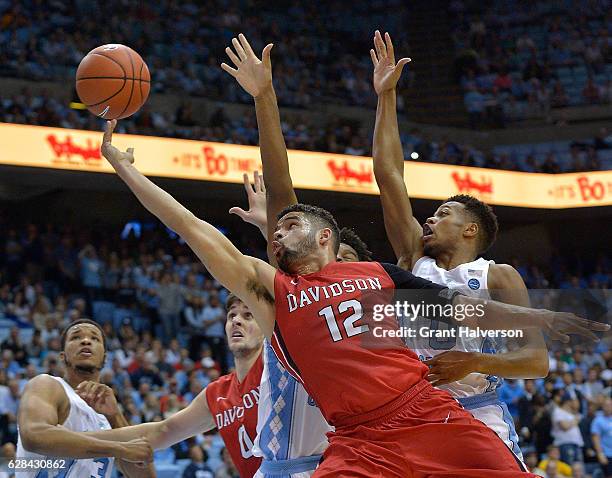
[313,380,534,477]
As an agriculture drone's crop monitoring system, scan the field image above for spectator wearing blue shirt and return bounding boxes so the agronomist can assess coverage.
[464,86,486,129]
[499,379,526,419]
[591,398,612,477]
[182,445,213,478]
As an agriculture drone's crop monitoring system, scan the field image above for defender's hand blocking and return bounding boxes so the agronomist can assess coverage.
[221,33,274,98]
[76,381,120,417]
[535,309,610,343]
[101,120,135,165]
[424,351,481,387]
[370,30,411,95]
[229,171,268,232]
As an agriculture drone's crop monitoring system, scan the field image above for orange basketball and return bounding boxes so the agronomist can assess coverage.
[76,44,150,120]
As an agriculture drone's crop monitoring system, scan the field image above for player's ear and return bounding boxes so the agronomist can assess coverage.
[59,351,65,363]
[319,228,332,246]
[464,222,479,239]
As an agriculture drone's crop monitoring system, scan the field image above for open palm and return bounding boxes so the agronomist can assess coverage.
[221,33,273,98]
[370,30,411,95]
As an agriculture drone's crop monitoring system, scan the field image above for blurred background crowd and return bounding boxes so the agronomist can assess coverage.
[0,0,611,172]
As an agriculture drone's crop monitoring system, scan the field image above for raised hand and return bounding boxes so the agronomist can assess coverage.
[101,120,134,165]
[370,30,411,95]
[535,310,610,343]
[76,381,120,417]
[229,171,267,233]
[221,33,274,98]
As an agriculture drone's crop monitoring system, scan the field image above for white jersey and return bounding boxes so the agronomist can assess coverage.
[253,341,330,474]
[409,256,499,398]
[16,375,114,478]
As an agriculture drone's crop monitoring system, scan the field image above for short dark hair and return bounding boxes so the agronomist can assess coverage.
[339,227,373,261]
[225,293,243,311]
[60,319,106,350]
[445,194,498,253]
[277,203,340,254]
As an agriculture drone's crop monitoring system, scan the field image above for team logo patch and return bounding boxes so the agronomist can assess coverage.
[468,278,481,290]
[307,396,316,406]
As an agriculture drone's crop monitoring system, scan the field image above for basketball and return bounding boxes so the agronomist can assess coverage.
[75,44,150,120]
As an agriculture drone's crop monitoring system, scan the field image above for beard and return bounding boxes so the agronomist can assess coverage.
[277,232,318,273]
[64,358,102,374]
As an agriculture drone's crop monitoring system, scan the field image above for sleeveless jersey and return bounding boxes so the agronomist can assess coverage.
[252,340,331,463]
[16,375,114,478]
[410,256,498,397]
[206,353,263,478]
[271,261,449,426]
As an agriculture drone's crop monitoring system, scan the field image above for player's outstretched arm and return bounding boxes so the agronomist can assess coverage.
[101,120,276,337]
[370,31,421,270]
[221,34,298,263]
[425,265,549,386]
[18,375,152,462]
[386,263,609,342]
[83,386,215,450]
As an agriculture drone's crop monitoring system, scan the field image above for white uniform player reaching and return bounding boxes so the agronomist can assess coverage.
[409,256,523,457]
[15,320,153,478]
[370,29,549,463]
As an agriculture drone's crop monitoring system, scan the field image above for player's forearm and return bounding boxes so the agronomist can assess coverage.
[254,87,297,204]
[373,90,404,179]
[109,160,192,234]
[453,295,548,331]
[85,422,164,447]
[20,425,123,458]
[473,348,549,379]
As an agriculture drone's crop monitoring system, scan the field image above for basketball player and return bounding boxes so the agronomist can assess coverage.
[369,30,548,458]
[99,117,605,476]
[16,319,154,478]
[80,294,264,477]
[231,173,371,477]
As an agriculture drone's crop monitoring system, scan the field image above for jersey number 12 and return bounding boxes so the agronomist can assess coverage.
[318,299,368,342]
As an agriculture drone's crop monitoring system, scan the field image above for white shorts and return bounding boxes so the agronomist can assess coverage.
[459,393,523,461]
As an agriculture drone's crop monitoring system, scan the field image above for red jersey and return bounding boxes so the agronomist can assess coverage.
[206,353,263,478]
[272,261,450,426]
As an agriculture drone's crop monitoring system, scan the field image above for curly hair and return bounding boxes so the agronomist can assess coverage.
[339,227,373,261]
[445,194,498,253]
[277,203,340,254]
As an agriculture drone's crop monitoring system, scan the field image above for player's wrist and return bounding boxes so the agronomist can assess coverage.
[253,84,275,101]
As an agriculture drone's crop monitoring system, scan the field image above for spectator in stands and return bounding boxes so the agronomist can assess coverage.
[183,444,213,478]
[537,445,573,477]
[464,86,486,129]
[582,78,601,104]
[202,293,228,373]
[591,398,612,478]
[0,379,20,444]
[1,327,28,366]
[552,397,585,465]
[157,272,184,344]
[499,379,525,419]
[215,447,240,478]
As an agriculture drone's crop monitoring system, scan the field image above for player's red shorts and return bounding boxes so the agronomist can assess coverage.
[314,380,536,477]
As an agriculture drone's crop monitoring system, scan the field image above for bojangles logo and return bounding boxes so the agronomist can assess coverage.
[327,159,373,186]
[451,171,493,195]
[46,134,101,164]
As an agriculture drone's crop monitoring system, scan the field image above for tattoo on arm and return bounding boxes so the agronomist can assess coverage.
[246,279,274,304]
